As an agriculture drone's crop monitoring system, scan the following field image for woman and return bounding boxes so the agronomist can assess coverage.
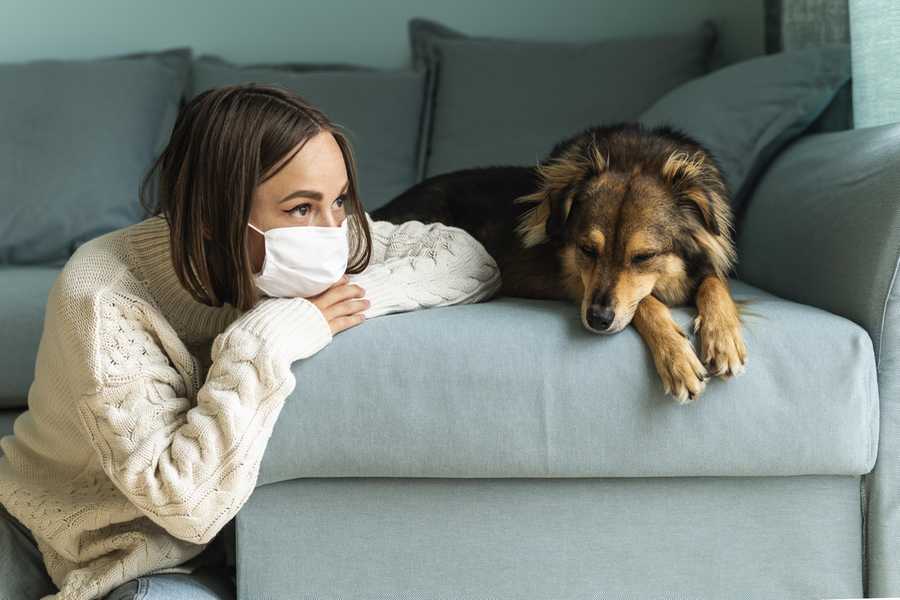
[0,84,501,600]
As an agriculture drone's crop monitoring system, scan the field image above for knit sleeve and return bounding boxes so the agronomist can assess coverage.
[346,212,502,318]
[77,291,333,545]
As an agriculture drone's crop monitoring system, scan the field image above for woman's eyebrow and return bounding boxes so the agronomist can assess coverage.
[279,180,349,204]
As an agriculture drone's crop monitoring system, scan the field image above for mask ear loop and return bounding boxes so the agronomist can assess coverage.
[247,222,267,278]
[247,222,265,235]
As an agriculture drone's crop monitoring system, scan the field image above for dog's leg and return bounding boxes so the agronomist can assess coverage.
[692,276,747,378]
[633,295,708,404]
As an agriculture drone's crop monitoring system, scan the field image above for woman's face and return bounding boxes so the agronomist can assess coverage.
[247,130,349,273]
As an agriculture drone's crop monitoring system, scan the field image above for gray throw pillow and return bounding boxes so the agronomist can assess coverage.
[0,47,192,265]
[639,45,852,216]
[410,18,718,178]
[191,57,426,211]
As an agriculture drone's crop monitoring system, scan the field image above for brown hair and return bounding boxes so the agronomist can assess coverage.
[140,83,373,311]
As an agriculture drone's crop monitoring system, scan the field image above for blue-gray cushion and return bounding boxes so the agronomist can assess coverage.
[410,17,717,178]
[260,280,878,482]
[0,48,192,265]
[238,476,863,600]
[190,57,426,211]
[0,267,59,408]
[640,45,851,216]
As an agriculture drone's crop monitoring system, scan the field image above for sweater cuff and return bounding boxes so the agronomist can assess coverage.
[348,265,417,318]
[229,297,333,362]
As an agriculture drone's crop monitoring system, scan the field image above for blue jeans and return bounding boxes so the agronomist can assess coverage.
[101,570,235,600]
[0,502,235,599]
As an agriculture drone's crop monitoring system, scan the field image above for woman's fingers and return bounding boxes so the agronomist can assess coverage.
[324,298,369,320]
[306,276,369,334]
[307,275,349,301]
[321,281,365,308]
[309,277,366,313]
[329,313,365,334]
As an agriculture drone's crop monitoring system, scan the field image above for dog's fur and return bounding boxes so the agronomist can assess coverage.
[372,123,746,403]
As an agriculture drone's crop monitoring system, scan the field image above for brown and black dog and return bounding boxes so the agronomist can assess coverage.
[372,123,746,403]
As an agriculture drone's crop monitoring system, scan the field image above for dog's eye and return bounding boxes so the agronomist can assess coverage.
[579,244,597,257]
[631,252,657,265]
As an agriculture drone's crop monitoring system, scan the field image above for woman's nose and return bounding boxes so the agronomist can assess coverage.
[313,212,340,228]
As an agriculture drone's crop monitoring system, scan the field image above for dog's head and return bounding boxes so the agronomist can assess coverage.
[515,124,736,334]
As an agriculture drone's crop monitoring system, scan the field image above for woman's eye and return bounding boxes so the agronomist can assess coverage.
[333,194,346,209]
[632,252,657,265]
[579,244,596,257]
[289,204,311,217]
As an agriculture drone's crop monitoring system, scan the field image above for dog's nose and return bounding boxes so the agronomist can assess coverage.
[587,304,615,331]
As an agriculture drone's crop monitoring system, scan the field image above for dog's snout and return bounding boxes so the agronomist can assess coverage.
[587,303,615,331]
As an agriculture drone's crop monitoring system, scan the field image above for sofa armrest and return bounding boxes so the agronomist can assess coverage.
[737,123,900,360]
[737,122,900,597]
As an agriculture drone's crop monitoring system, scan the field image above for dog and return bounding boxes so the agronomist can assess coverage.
[372,123,746,403]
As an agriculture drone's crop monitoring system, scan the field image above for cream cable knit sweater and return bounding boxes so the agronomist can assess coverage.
[0,212,501,600]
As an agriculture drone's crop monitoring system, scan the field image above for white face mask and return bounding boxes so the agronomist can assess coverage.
[248,219,350,298]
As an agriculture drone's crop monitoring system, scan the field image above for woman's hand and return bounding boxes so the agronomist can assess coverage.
[308,275,369,334]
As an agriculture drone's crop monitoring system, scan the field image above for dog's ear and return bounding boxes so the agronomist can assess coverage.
[661,150,729,236]
[544,182,576,241]
[661,148,737,278]
[515,140,605,247]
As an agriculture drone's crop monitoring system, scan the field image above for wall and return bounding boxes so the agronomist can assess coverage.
[0,0,764,67]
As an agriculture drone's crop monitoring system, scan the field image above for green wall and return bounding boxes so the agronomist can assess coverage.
[1,0,763,67]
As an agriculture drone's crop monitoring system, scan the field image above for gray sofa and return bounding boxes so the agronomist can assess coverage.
[2,18,899,600]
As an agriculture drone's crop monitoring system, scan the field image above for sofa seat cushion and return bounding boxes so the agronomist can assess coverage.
[0,267,58,408]
[260,280,878,483]
[237,476,863,600]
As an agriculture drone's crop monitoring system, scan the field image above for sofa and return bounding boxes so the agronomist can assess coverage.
[1,15,898,600]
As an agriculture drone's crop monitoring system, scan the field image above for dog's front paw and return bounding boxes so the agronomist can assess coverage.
[693,313,747,378]
[652,328,708,404]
